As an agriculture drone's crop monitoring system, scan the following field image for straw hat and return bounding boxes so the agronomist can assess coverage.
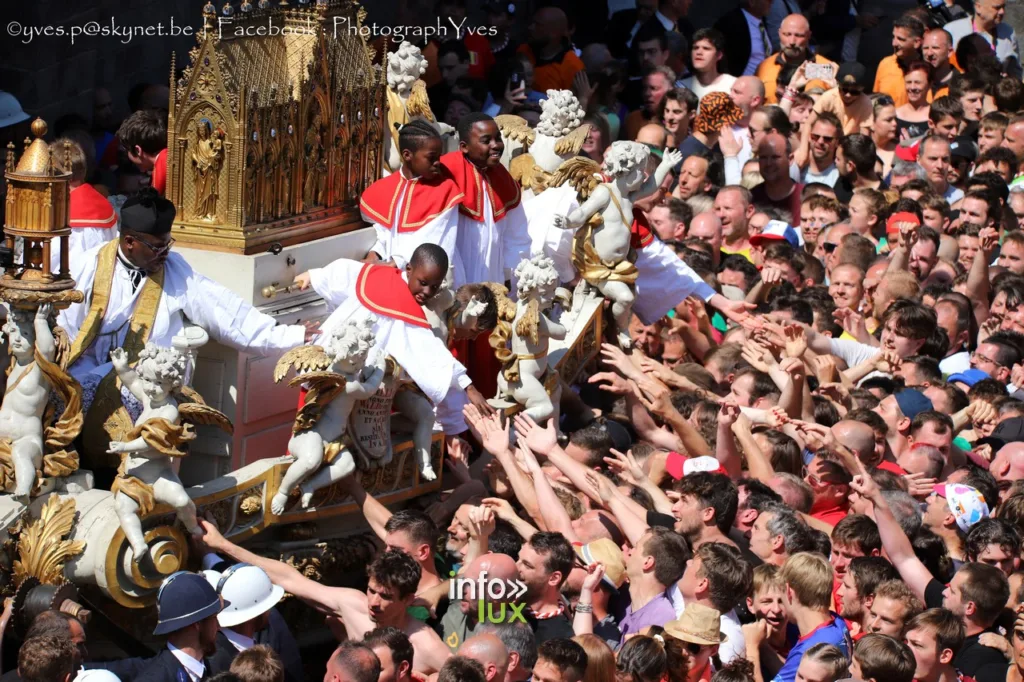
[663,603,726,646]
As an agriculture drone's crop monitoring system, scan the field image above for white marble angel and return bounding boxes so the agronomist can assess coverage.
[553,142,682,349]
[108,342,232,562]
[0,304,82,504]
[490,254,567,424]
[271,316,386,514]
[498,90,599,284]
[384,41,458,174]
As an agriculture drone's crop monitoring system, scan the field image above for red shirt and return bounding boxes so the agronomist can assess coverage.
[751,182,804,225]
[810,504,848,527]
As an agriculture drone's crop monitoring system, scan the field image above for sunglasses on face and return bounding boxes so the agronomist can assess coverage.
[840,87,863,96]
[822,242,839,253]
[810,133,835,143]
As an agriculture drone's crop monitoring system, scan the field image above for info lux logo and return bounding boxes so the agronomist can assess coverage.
[448,570,529,624]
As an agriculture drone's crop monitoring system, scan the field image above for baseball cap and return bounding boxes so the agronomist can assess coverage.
[894,389,933,421]
[666,453,728,480]
[885,211,921,236]
[932,483,990,533]
[947,369,990,388]
[976,416,1024,451]
[750,220,803,249]
[837,62,868,90]
[574,538,626,589]
[950,136,978,163]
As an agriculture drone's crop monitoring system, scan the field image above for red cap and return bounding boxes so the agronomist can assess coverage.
[895,142,920,162]
[886,211,921,235]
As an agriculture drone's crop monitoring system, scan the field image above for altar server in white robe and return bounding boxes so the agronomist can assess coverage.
[50,138,118,274]
[293,243,492,437]
[59,188,312,413]
[363,120,464,269]
[440,113,532,287]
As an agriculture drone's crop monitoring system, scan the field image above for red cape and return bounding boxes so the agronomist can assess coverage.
[359,170,464,232]
[70,183,117,229]
[355,263,430,328]
[151,148,168,196]
[440,151,521,223]
[631,207,654,249]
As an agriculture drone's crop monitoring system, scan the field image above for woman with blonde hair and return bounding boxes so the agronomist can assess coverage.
[573,635,617,682]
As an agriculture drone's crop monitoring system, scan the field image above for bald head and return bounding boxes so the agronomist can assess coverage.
[465,552,519,583]
[636,123,667,148]
[533,7,569,43]
[779,14,811,59]
[832,420,877,465]
[731,77,765,116]
[461,634,510,682]
[992,441,1024,482]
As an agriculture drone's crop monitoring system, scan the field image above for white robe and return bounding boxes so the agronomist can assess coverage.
[633,238,717,324]
[523,184,579,284]
[309,259,470,434]
[453,189,533,287]
[59,246,306,386]
[366,193,460,270]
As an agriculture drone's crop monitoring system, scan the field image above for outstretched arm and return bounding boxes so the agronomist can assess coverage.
[562,185,610,228]
[635,150,684,199]
[339,475,392,541]
[849,474,935,601]
[345,359,386,398]
[200,519,367,618]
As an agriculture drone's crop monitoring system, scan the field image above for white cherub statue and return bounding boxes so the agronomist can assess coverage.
[553,142,682,349]
[384,41,458,174]
[0,304,82,504]
[271,316,386,513]
[491,254,567,424]
[108,342,232,563]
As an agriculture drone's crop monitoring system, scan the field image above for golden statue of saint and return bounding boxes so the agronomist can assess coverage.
[192,121,225,221]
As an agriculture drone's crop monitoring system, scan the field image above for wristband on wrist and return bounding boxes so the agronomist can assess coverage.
[575,603,593,614]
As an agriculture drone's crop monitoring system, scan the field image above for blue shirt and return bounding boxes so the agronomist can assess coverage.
[771,613,852,682]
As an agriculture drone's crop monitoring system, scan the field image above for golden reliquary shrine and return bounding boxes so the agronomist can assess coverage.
[167,0,387,253]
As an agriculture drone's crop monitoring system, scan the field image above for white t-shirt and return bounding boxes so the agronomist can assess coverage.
[680,74,737,103]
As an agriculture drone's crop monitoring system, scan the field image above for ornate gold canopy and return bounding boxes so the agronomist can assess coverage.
[167,0,387,254]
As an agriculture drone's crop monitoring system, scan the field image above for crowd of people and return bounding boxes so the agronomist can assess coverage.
[7,0,1024,681]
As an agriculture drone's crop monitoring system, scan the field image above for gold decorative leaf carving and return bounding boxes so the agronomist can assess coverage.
[13,496,85,586]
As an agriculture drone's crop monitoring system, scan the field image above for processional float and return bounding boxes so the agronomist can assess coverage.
[0,0,604,658]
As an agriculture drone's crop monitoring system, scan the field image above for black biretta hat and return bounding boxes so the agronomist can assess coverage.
[121,187,175,236]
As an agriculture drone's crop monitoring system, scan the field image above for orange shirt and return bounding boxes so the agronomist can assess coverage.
[756,53,838,104]
[874,55,909,106]
[518,44,585,92]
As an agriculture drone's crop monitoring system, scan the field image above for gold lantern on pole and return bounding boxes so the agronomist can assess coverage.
[2,118,83,309]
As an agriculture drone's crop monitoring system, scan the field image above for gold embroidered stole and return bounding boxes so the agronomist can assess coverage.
[71,240,166,467]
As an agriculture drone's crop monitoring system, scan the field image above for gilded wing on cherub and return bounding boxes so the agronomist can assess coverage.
[553,123,593,156]
[514,299,541,346]
[551,157,603,200]
[509,153,537,190]
[289,371,350,433]
[274,345,333,383]
[495,115,536,148]
[179,403,234,434]
[483,282,516,365]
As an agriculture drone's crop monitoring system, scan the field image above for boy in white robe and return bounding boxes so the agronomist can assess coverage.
[363,120,464,270]
[293,243,492,438]
[440,114,532,287]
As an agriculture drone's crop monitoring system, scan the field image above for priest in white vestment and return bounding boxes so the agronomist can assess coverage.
[59,189,310,413]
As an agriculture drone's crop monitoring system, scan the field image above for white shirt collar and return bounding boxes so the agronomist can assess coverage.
[223,628,255,652]
[654,10,675,31]
[167,643,206,682]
